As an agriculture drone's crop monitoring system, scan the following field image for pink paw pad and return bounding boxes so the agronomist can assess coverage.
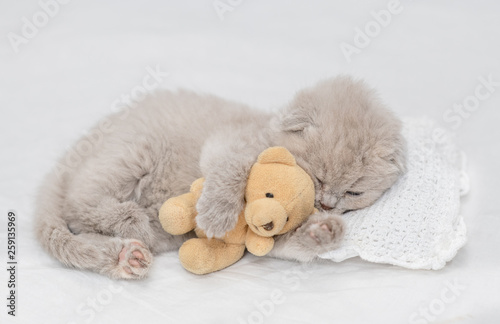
[307,220,340,245]
[118,240,152,279]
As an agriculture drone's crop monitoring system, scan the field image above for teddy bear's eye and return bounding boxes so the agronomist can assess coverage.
[265,193,274,198]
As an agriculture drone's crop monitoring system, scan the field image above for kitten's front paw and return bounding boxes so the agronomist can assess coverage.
[297,213,345,254]
[195,192,243,238]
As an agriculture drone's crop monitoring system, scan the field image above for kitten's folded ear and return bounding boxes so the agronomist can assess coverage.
[379,136,407,176]
[371,124,407,176]
[271,85,322,133]
[274,98,316,133]
[278,112,313,132]
[391,136,407,175]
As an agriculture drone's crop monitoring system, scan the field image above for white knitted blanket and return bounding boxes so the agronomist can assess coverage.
[319,118,468,270]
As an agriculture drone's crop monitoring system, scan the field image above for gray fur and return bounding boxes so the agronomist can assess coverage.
[35,76,406,278]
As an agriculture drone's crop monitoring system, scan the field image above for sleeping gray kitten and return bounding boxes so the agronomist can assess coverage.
[35,76,405,279]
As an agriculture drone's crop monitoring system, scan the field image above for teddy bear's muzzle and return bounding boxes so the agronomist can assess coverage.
[244,199,288,237]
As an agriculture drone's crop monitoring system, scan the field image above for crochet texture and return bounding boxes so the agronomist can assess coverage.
[319,118,468,270]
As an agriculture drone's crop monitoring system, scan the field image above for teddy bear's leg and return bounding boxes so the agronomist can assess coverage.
[159,192,198,235]
[178,238,246,275]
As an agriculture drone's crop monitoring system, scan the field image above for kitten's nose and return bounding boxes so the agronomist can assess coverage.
[320,203,333,211]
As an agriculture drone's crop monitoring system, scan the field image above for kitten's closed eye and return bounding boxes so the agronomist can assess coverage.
[346,191,363,196]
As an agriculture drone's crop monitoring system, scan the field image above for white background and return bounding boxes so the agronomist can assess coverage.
[1,1,499,323]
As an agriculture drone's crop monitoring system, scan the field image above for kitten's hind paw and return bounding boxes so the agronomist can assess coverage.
[117,240,152,279]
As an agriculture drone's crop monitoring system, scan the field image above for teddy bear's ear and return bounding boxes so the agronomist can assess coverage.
[257,147,296,166]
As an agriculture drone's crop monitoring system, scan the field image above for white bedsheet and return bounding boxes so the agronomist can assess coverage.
[1,1,499,323]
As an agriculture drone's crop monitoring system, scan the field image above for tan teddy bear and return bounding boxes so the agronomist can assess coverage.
[158,147,317,275]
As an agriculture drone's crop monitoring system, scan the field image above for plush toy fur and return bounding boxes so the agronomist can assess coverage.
[159,147,317,274]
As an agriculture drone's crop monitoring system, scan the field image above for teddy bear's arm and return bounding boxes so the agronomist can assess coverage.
[245,229,275,256]
[158,178,205,235]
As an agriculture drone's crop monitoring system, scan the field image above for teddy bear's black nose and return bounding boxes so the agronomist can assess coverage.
[262,222,274,231]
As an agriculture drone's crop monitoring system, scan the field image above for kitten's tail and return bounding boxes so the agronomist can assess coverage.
[34,170,123,274]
